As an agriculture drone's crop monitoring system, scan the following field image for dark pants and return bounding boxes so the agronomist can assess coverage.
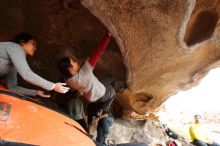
[96,117,114,144]
[98,75,125,102]
[98,77,118,102]
[75,119,88,132]
[193,139,220,146]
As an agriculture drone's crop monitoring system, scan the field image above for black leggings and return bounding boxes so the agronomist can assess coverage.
[98,76,118,102]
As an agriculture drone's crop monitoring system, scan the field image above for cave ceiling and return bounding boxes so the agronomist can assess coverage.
[0,0,220,116]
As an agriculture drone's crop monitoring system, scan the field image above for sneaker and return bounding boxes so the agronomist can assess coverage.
[105,140,116,146]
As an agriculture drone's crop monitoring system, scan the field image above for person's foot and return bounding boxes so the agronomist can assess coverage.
[104,139,108,146]
[103,137,109,146]
[103,137,115,146]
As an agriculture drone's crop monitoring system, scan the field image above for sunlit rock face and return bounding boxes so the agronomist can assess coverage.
[81,0,220,114]
[0,0,220,116]
[92,119,193,146]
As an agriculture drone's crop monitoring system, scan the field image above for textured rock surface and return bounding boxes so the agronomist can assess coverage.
[0,0,220,115]
[90,119,193,146]
[81,0,220,114]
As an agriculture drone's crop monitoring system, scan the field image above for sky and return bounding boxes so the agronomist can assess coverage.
[164,68,220,113]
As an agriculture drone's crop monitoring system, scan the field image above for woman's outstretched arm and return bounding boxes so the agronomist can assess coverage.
[88,33,112,68]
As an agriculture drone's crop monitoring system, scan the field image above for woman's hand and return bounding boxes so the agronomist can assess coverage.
[37,90,51,98]
[108,32,112,37]
[53,83,70,93]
